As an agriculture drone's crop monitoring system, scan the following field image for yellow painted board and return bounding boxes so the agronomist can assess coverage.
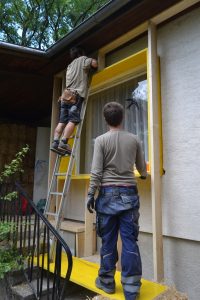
[91,49,147,88]
[58,172,150,181]
[36,254,167,300]
[58,174,91,181]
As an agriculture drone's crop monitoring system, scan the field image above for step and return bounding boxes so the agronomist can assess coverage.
[50,220,85,233]
[11,278,53,300]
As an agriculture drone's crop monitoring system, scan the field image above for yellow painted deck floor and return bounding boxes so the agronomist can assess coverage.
[38,253,167,300]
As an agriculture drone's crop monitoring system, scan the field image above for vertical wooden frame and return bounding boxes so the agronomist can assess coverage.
[148,21,164,282]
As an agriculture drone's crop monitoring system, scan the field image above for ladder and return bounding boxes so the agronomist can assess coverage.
[44,94,89,237]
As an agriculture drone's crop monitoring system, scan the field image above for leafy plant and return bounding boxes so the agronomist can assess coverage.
[0,222,16,242]
[0,145,29,184]
[0,249,23,279]
[0,145,29,278]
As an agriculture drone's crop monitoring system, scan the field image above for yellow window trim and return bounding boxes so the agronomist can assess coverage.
[90,49,147,95]
[89,48,151,173]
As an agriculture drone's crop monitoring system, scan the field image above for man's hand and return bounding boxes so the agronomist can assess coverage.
[87,194,95,213]
[140,176,146,179]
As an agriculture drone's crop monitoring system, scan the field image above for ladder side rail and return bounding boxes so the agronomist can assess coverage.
[44,155,61,216]
[54,95,89,231]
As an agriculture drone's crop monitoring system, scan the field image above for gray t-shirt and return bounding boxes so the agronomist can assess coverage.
[66,56,93,98]
[88,130,147,195]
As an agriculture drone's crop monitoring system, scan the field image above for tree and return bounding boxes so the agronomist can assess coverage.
[0,0,109,50]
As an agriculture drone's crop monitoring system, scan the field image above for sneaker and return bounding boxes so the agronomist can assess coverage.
[58,141,72,155]
[95,277,115,294]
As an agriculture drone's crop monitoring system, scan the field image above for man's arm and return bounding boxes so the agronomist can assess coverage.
[91,59,98,69]
[87,137,103,213]
[135,138,147,179]
[88,137,103,195]
[83,57,98,69]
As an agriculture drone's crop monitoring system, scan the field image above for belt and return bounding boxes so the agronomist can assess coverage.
[100,185,138,196]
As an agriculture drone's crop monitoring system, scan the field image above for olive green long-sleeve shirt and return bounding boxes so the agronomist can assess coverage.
[66,56,92,98]
[88,130,147,195]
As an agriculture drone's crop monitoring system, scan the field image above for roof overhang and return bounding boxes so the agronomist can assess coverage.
[0,0,199,123]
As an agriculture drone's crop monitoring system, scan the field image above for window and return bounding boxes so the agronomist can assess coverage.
[80,49,149,174]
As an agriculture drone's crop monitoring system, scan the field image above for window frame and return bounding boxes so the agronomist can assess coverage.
[89,48,151,174]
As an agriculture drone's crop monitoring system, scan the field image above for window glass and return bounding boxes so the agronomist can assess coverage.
[83,74,148,173]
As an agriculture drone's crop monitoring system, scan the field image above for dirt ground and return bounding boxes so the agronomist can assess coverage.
[64,282,189,300]
[91,287,189,300]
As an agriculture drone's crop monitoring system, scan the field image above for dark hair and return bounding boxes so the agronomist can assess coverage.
[103,102,124,127]
[70,46,85,60]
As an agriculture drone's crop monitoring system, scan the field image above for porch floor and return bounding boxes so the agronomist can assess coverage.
[39,254,167,299]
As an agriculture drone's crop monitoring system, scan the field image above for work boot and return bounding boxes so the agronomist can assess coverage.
[95,277,115,294]
[58,140,72,155]
[50,140,59,151]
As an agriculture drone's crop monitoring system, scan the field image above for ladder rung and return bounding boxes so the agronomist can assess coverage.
[50,192,63,196]
[45,212,58,217]
[55,172,67,176]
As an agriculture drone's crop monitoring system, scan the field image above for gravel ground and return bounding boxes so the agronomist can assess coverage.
[64,282,97,300]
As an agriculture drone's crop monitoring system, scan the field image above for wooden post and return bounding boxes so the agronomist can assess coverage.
[84,180,94,256]
[148,21,164,282]
[98,51,105,71]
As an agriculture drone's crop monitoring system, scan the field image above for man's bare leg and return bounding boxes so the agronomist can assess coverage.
[54,123,66,140]
[62,122,75,140]
[50,123,66,152]
[58,122,76,154]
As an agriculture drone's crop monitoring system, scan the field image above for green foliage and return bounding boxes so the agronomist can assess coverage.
[0,222,16,241]
[0,249,23,279]
[0,145,29,184]
[0,0,109,49]
[0,191,18,202]
[0,145,29,278]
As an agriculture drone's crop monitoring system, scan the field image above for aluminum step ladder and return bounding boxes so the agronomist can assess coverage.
[44,94,89,238]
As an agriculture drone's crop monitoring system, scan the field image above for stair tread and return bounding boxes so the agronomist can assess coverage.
[11,278,53,299]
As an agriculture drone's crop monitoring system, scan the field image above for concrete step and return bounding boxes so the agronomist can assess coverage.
[11,278,53,300]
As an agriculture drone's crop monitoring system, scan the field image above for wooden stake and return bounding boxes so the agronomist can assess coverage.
[148,21,164,282]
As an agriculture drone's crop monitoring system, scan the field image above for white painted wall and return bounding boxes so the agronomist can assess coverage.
[136,9,200,300]
[96,8,200,300]
[33,127,50,204]
[102,8,200,242]
[158,7,200,241]
[139,233,200,300]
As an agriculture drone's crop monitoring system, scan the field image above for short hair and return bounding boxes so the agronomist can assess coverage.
[70,46,85,60]
[103,102,124,127]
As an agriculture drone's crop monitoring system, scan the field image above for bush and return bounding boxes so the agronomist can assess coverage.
[0,145,29,279]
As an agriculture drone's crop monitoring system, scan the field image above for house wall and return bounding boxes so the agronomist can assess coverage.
[33,127,50,204]
[139,232,200,300]
[158,7,200,242]
[47,6,200,299]
[96,7,200,299]
[140,8,200,299]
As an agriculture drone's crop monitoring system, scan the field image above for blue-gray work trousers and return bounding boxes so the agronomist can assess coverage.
[95,186,142,300]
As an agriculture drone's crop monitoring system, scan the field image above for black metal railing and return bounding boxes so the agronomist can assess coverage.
[0,182,73,300]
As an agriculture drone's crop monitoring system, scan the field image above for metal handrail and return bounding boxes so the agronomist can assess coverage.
[0,182,73,300]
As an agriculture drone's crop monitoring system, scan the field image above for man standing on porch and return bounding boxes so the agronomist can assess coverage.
[87,102,147,300]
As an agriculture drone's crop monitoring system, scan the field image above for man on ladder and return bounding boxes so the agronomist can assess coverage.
[50,46,98,155]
